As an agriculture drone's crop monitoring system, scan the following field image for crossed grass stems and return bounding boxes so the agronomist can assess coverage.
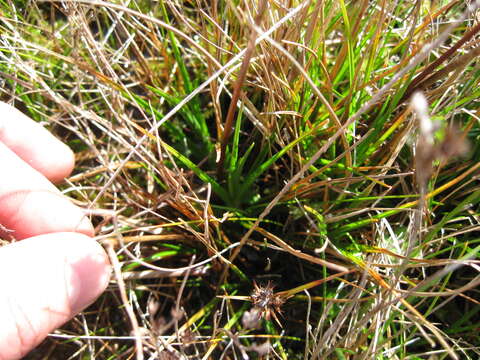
[1,0,480,359]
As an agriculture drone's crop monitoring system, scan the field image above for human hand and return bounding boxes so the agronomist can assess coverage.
[0,102,111,359]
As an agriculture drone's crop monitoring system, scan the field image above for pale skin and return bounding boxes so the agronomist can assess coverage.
[0,102,111,360]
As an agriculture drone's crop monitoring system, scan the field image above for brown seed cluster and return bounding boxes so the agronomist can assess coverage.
[411,92,469,187]
[250,281,285,326]
[415,125,468,186]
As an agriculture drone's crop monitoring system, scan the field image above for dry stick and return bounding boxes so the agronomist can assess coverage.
[224,0,480,275]
[122,266,209,280]
[105,240,144,360]
[217,0,268,177]
[106,241,241,276]
[394,92,431,287]
[254,227,349,272]
[173,255,196,358]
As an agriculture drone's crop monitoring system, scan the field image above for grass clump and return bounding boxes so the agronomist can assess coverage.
[1,0,480,359]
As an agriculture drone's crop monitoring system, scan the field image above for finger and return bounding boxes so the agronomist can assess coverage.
[0,143,93,239]
[0,233,111,360]
[0,102,75,183]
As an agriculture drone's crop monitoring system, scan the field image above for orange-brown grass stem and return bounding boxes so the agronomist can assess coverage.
[217,0,268,178]
[403,20,480,101]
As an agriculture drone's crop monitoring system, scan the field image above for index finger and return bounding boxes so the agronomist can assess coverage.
[0,102,75,183]
[0,102,93,239]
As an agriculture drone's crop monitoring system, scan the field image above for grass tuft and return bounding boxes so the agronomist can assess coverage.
[2,0,480,358]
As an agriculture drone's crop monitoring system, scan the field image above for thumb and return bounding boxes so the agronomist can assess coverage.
[0,233,111,360]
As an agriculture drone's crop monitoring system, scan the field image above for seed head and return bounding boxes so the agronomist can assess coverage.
[250,281,285,326]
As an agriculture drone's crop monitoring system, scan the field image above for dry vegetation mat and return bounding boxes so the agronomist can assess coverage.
[1,0,480,359]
